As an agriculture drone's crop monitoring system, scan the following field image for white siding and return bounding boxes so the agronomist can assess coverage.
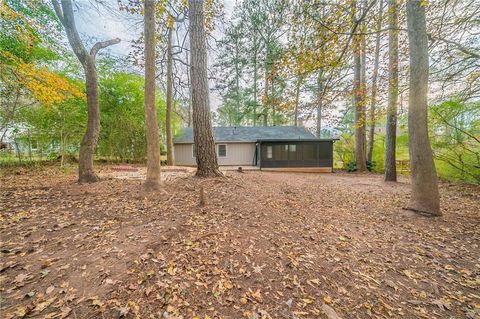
[174,143,256,166]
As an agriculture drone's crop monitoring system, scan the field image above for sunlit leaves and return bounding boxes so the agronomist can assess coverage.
[1,0,83,109]
[1,52,84,107]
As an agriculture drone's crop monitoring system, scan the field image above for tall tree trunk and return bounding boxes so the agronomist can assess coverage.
[385,0,398,181]
[406,0,441,216]
[360,26,367,89]
[186,52,192,127]
[353,22,367,171]
[27,130,32,164]
[189,0,222,177]
[60,128,64,167]
[263,69,269,126]
[253,41,258,126]
[367,0,383,162]
[144,0,161,190]
[52,0,119,183]
[235,36,241,126]
[271,80,276,126]
[166,21,174,166]
[316,71,324,138]
[60,111,65,167]
[293,74,302,126]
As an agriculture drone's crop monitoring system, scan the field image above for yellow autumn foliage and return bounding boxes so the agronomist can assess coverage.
[1,51,85,107]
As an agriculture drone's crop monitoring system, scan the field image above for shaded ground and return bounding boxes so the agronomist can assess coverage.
[1,166,479,319]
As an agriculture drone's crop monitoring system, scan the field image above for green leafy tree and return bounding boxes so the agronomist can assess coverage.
[0,0,83,143]
[98,72,172,163]
[429,100,480,184]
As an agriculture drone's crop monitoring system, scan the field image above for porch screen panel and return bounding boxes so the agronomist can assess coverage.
[302,142,318,167]
[318,141,333,167]
[288,143,303,167]
[273,144,289,167]
[261,143,275,167]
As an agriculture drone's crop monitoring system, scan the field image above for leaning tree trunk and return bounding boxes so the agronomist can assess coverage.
[367,0,383,162]
[384,0,398,182]
[406,0,441,216]
[143,0,161,190]
[166,20,174,166]
[52,0,120,183]
[188,0,222,177]
[78,56,101,182]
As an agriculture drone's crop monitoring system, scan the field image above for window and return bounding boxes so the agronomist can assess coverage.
[192,144,196,158]
[267,146,273,159]
[289,144,297,152]
[217,144,227,157]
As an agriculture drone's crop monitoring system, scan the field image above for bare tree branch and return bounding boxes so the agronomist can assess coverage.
[90,38,122,57]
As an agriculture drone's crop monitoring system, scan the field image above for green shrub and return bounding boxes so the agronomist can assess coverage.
[346,160,376,172]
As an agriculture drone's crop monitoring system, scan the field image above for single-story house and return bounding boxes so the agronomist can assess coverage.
[173,126,337,171]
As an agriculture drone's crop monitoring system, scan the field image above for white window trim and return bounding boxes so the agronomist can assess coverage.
[193,144,228,158]
[217,144,228,158]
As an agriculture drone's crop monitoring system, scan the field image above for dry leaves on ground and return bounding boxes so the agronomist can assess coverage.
[1,166,479,318]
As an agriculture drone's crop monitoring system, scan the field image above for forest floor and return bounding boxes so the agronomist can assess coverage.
[1,165,479,319]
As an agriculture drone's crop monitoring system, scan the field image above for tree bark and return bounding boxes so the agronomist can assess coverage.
[166,20,174,166]
[189,0,222,177]
[316,71,324,138]
[293,74,302,126]
[253,39,258,126]
[144,0,161,190]
[385,0,398,182]
[78,56,101,182]
[352,6,367,172]
[263,69,269,126]
[186,52,192,127]
[52,0,120,183]
[234,34,241,126]
[271,80,276,126]
[367,0,383,162]
[406,0,441,216]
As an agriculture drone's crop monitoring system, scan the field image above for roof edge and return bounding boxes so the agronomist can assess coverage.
[257,138,339,142]
[174,138,339,144]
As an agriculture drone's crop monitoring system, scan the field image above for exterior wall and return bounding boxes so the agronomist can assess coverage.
[174,142,256,166]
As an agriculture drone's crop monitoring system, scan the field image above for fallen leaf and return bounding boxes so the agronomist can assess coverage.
[321,304,342,319]
[250,289,263,302]
[15,273,28,283]
[46,285,55,294]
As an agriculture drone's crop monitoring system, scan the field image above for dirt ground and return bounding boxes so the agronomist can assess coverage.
[1,166,479,319]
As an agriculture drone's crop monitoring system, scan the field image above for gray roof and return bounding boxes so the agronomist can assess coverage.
[174,126,318,143]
